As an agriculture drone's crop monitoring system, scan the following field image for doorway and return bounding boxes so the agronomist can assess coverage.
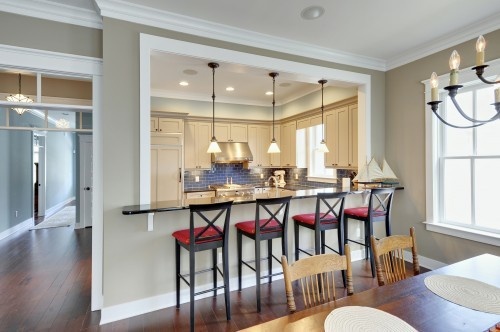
[33,133,46,223]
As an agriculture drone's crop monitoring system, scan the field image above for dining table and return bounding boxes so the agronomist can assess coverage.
[239,253,500,332]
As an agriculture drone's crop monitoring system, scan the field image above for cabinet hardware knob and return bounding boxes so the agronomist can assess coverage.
[84,187,91,191]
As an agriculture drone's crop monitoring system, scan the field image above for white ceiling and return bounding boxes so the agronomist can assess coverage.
[4,0,500,105]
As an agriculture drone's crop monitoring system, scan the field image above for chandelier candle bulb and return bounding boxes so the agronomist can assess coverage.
[475,35,486,66]
[430,72,439,102]
[495,87,500,103]
[449,50,460,86]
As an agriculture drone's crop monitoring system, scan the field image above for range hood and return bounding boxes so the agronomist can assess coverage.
[211,142,253,163]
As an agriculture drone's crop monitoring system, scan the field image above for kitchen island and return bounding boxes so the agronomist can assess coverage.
[119,184,402,315]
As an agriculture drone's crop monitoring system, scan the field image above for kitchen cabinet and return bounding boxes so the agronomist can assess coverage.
[325,103,357,169]
[151,145,182,202]
[151,117,183,134]
[214,123,248,142]
[248,124,271,167]
[296,114,321,130]
[280,121,297,167]
[184,121,212,169]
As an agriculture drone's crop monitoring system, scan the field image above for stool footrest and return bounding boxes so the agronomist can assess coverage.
[347,238,367,247]
[178,265,224,287]
[194,284,226,297]
[259,271,283,280]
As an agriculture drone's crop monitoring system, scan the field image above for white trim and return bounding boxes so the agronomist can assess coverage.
[139,34,371,205]
[402,250,446,271]
[44,196,75,217]
[0,44,102,76]
[0,0,102,29]
[0,218,32,241]
[425,222,500,247]
[0,44,104,311]
[101,249,366,325]
[97,0,385,71]
[387,13,500,70]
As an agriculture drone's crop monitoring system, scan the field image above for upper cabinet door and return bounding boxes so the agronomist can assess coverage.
[230,123,248,142]
[214,123,231,142]
[158,118,184,134]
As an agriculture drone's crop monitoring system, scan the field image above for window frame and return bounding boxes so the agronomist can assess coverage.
[423,58,500,246]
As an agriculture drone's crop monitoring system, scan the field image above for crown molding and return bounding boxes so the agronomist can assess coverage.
[0,0,102,29]
[387,13,500,70]
[96,0,386,71]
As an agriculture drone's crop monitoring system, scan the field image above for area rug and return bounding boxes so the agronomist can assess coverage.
[30,206,75,230]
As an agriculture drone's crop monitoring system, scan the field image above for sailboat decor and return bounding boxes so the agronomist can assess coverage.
[353,158,399,187]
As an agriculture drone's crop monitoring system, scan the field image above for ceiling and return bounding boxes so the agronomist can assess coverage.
[4,0,500,106]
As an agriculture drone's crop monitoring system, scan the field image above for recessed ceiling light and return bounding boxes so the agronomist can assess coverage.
[300,6,325,20]
[179,81,189,86]
[279,82,291,87]
[183,69,198,75]
[226,86,234,91]
[265,91,273,96]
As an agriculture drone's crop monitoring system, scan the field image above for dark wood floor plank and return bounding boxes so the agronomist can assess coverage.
[0,226,426,331]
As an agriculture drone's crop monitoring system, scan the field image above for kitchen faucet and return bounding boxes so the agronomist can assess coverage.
[267,176,278,188]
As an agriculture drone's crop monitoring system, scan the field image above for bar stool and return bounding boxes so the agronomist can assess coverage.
[292,192,348,260]
[344,187,395,277]
[235,196,292,312]
[172,201,233,332]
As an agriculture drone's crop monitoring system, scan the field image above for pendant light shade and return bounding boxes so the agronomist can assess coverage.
[318,79,329,153]
[207,62,221,154]
[6,73,33,115]
[267,72,280,154]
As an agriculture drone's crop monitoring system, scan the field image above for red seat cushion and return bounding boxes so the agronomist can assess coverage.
[344,207,387,219]
[172,226,223,245]
[292,213,338,225]
[235,219,282,235]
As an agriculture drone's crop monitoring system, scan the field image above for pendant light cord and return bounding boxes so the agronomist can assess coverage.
[319,79,327,141]
[269,72,279,140]
[18,74,22,95]
[208,62,219,140]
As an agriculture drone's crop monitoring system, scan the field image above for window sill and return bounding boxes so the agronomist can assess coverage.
[306,176,338,184]
[424,221,500,247]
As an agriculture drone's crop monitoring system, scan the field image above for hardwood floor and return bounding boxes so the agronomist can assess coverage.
[0,227,425,331]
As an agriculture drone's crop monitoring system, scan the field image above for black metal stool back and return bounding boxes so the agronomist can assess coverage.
[172,200,233,332]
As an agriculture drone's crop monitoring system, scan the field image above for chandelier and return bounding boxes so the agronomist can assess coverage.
[427,35,500,128]
[6,74,33,115]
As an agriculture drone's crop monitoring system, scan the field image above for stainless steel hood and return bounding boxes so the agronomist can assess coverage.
[211,142,253,163]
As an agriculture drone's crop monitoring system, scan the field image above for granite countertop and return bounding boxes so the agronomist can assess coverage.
[124,184,403,215]
[123,186,352,215]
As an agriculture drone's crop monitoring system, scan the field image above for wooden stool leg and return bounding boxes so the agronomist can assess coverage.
[237,230,242,291]
[268,239,273,284]
[175,241,181,308]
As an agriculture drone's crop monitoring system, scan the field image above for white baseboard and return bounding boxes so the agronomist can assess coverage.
[44,197,75,217]
[0,218,32,241]
[100,249,367,325]
[403,251,445,270]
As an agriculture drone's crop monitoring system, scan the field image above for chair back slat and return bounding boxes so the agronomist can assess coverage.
[371,227,420,286]
[281,245,353,312]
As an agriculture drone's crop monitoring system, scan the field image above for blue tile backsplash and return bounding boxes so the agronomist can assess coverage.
[184,164,355,190]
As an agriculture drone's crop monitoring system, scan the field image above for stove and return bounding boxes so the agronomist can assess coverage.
[209,183,256,198]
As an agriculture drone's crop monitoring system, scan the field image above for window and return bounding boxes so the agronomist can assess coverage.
[424,61,500,246]
[297,124,336,182]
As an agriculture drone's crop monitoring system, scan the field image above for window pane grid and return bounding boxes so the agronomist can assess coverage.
[439,83,500,234]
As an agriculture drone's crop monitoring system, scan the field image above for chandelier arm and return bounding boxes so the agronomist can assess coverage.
[432,109,487,129]
[472,65,500,85]
[476,74,500,85]
[449,94,499,124]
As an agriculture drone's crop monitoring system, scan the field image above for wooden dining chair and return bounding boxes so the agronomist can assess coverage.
[370,227,420,286]
[281,244,353,313]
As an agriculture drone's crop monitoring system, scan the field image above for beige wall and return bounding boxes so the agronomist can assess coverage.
[101,17,386,307]
[0,12,102,58]
[386,30,500,263]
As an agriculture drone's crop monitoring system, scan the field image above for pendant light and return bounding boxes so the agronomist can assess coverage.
[6,73,33,115]
[267,72,280,153]
[317,79,329,153]
[207,62,222,153]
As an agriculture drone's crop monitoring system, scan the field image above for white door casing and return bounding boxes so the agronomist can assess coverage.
[36,134,46,217]
[79,135,93,228]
